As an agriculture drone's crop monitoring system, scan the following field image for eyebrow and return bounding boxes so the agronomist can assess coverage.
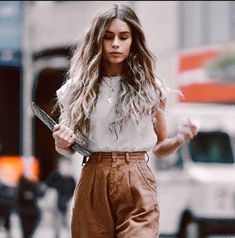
[105,31,131,34]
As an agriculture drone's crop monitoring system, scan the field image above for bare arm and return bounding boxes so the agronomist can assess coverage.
[152,102,198,159]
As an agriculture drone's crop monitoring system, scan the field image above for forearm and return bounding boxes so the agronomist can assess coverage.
[152,135,184,159]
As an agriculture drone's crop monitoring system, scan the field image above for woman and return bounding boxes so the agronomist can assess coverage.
[52,3,197,238]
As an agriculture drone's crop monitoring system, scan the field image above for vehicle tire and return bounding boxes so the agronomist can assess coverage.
[185,221,200,238]
[177,213,202,238]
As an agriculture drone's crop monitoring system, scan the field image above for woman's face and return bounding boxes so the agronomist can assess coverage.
[102,18,132,66]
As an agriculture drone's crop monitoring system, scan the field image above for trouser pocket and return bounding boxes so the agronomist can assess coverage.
[136,160,157,192]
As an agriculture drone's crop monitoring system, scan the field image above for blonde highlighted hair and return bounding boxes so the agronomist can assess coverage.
[58,3,166,143]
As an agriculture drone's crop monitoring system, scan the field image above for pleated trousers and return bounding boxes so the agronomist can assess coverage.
[71,151,160,238]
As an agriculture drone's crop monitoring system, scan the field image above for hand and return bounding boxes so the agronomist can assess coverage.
[176,119,198,144]
[52,124,76,150]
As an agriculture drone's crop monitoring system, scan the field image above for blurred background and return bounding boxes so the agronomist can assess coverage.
[0,1,235,238]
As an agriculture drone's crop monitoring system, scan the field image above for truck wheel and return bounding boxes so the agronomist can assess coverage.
[178,215,201,238]
[185,221,200,238]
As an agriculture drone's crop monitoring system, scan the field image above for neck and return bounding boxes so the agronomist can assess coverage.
[103,61,123,77]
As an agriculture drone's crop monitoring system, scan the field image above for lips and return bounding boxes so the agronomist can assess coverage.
[110,52,122,55]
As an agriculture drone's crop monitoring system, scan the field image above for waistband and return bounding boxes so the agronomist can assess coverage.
[82,151,148,166]
[90,151,146,160]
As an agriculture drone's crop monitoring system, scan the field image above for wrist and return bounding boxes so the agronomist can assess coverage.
[55,145,75,156]
[175,133,186,146]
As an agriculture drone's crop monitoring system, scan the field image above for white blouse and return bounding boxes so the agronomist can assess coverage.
[57,75,157,153]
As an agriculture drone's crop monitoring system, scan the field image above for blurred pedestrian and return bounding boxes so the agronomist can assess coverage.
[16,175,41,238]
[0,182,16,238]
[46,157,76,238]
[52,3,198,238]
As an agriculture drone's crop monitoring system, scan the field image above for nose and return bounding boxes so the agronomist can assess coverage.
[112,36,120,49]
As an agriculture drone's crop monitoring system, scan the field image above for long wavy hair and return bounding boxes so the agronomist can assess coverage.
[58,3,165,143]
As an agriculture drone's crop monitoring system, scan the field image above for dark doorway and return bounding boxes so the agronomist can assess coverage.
[0,67,21,156]
[33,67,65,181]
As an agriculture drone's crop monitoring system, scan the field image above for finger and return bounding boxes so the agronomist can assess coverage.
[178,126,189,134]
[52,130,61,140]
[64,133,74,141]
[191,126,198,137]
[183,118,196,128]
[179,127,194,140]
[179,120,191,128]
[59,135,75,147]
[53,124,61,132]
[188,119,200,133]
[186,122,198,136]
[53,128,68,142]
[181,117,191,126]
[181,122,198,138]
[59,125,67,134]
[61,128,73,139]
[187,127,194,139]
[52,132,59,140]
[67,136,76,145]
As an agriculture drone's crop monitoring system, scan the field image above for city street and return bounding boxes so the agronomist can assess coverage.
[1,1,235,238]
[0,213,70,238]
[0,188,71,238]
[1,190,235,238]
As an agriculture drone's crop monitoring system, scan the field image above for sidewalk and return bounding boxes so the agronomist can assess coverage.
[0,188,72,238]
[0,212,70,238]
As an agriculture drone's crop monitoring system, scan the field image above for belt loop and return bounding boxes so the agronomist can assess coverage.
[112,152,117,161]
[126,152,130,164]
[82,156,87,166]
[98,153,102,162]
[145,152,149,163]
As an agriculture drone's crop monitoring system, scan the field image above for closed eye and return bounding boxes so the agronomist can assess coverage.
[103,35,113,40]
[103,31,131,41]
[120,35,129,40]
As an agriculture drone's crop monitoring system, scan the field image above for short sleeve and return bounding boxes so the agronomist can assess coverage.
[56,79,72,107]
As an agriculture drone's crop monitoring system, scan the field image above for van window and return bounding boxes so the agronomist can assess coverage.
[189,131,233,163]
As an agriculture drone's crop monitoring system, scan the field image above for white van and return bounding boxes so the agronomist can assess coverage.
[150,102,235,238]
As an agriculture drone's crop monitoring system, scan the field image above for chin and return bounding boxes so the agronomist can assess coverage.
[108,58,125,64]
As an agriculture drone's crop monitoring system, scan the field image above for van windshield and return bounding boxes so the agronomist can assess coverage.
[189,131,234,163]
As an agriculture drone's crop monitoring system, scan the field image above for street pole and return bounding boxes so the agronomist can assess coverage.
[21,2,34,168]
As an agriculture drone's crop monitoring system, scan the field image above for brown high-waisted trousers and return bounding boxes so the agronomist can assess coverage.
[71,151,160,238]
